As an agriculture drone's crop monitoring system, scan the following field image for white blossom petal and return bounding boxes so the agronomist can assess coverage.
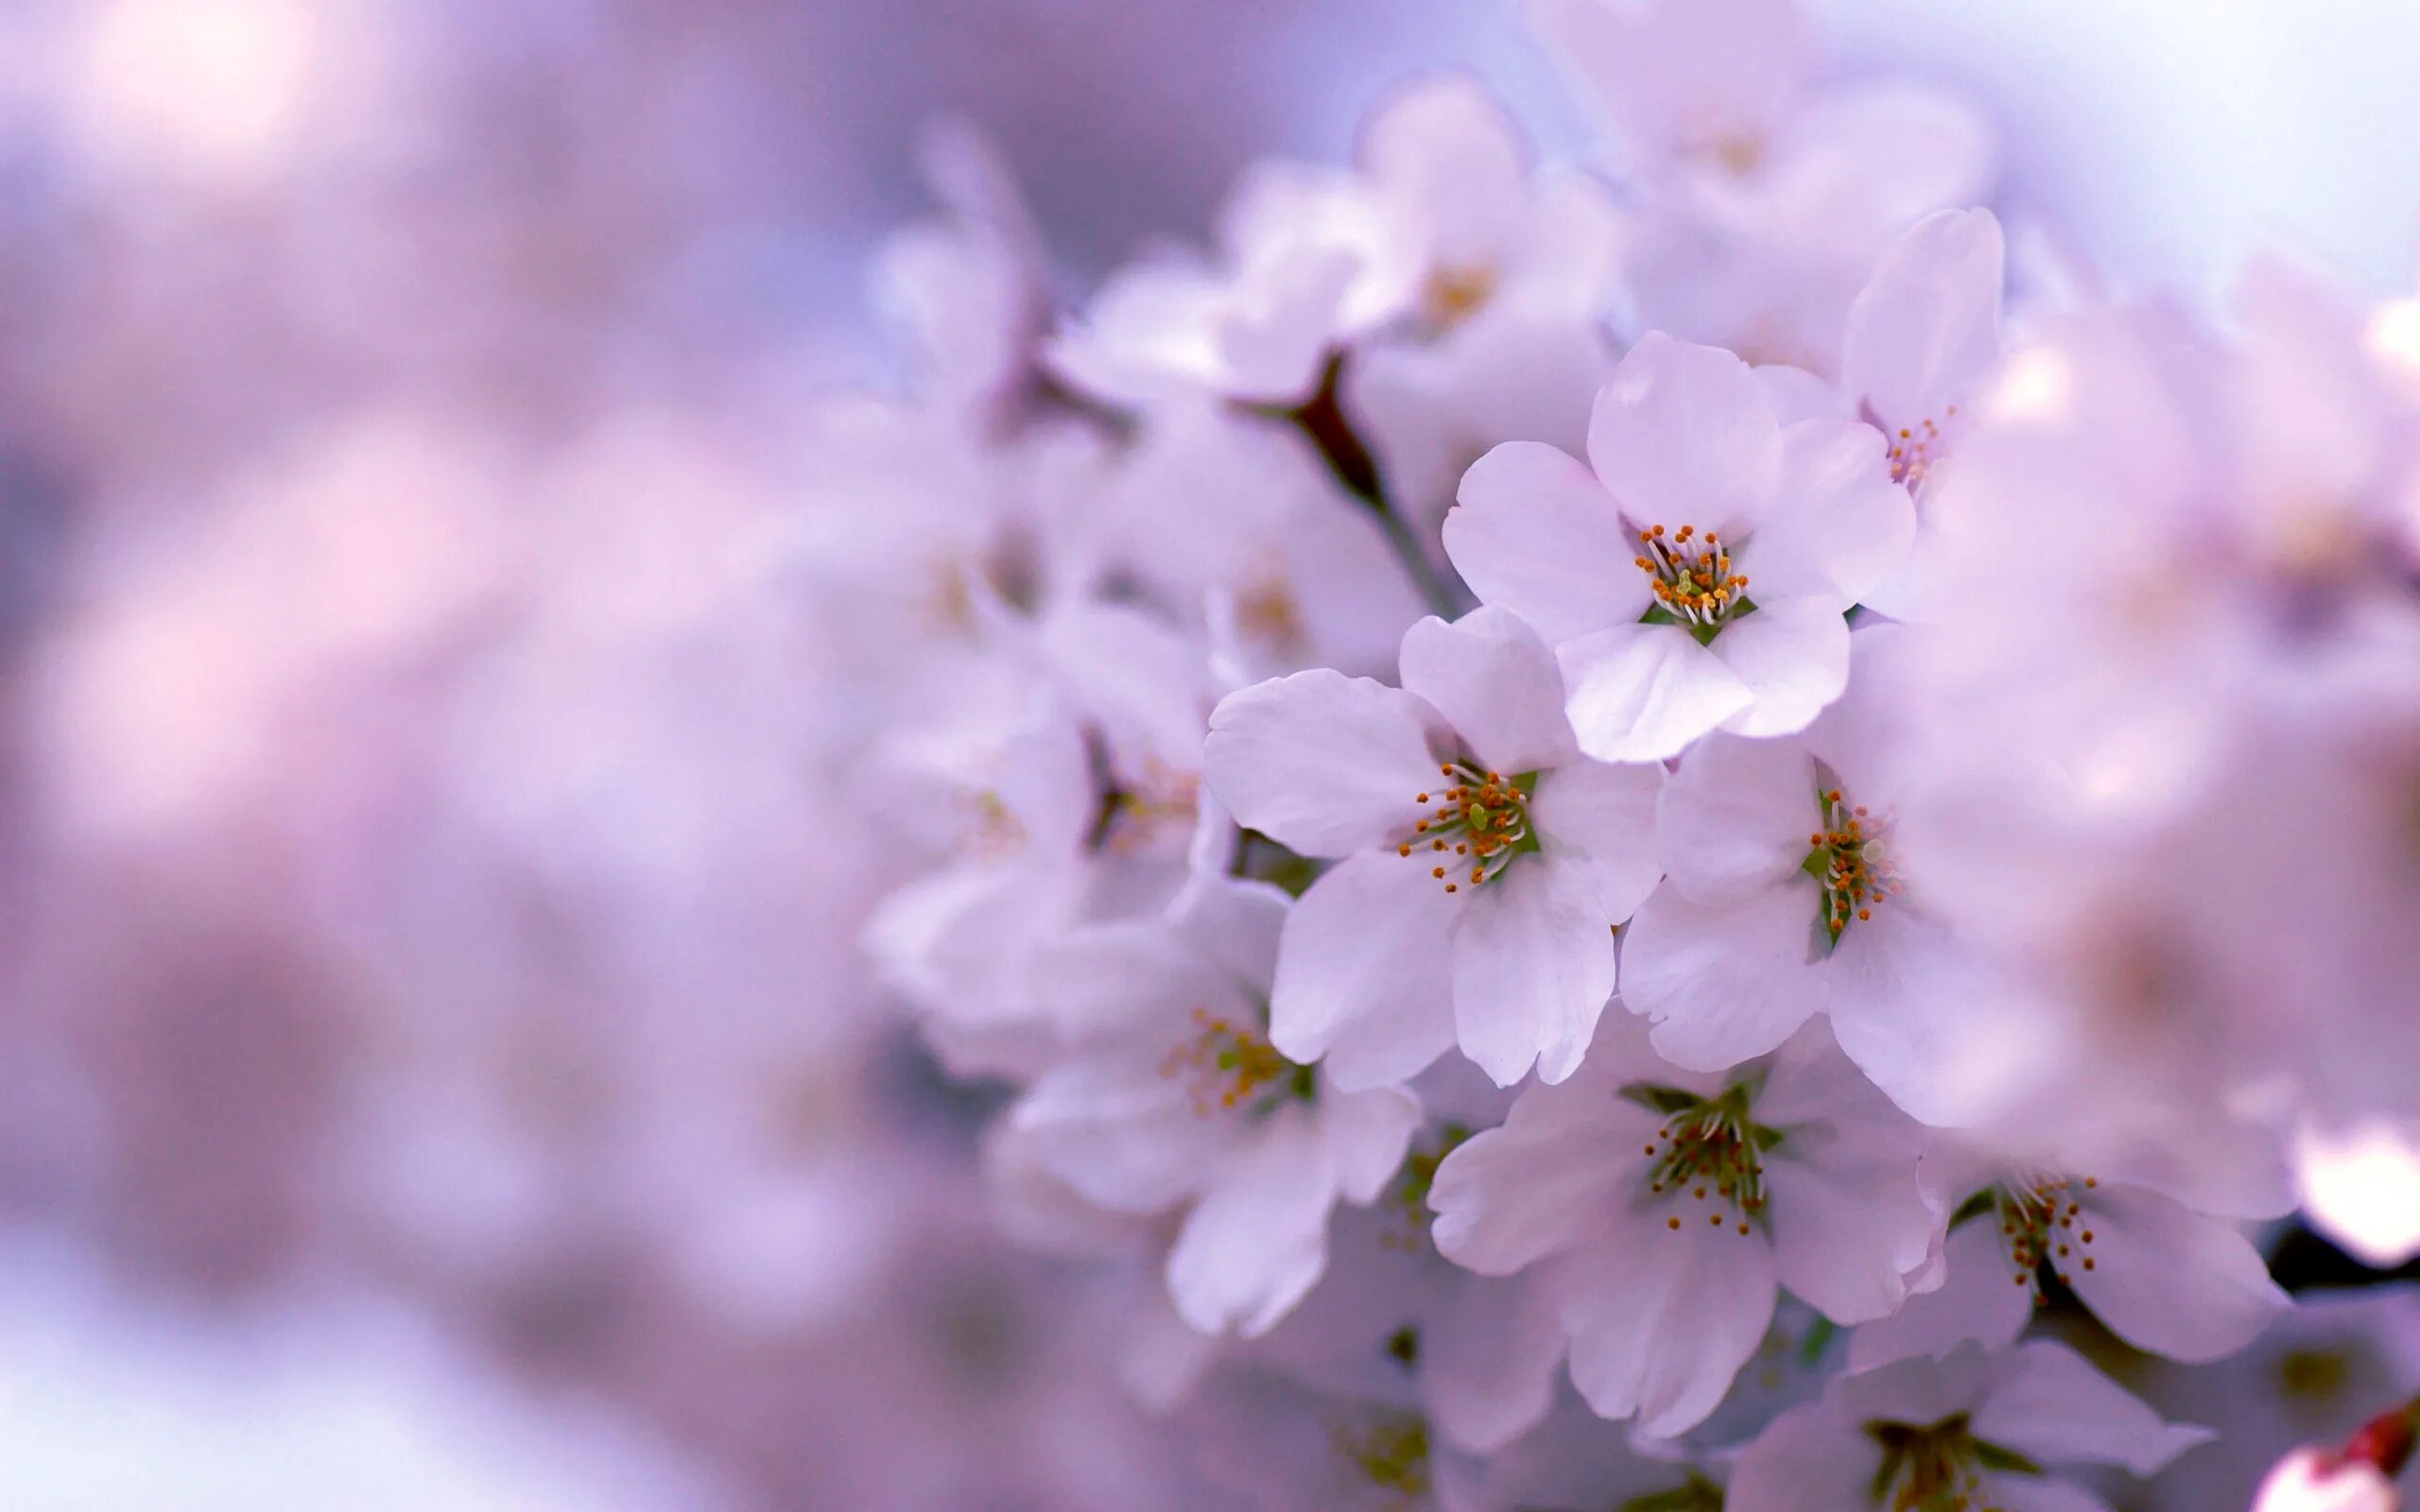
[1398,606,1581,773]
[1655,731,1818,902]
[1557,1202,1780,1437]
[2066,1183,2289,1363]
[1970,1342,2214,1477]
[1619,882,1824,1071]
[1452,854,1619,1086]
[1559,621,1754,764]
[1270,850,1458,1083]
[1204,668,1444,856]
[1446,440,1646,644]
[1167,1108,1339,1337]
[1531,759,1665,921]
[1708,600,1855,739]
[1842,208,2006,431]
[1587,333,1781,535]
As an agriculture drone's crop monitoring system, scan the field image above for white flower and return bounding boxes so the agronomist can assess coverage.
[1445,333,1913,763]
[1726,1341,2211,1512]
[1427,1017,1934,1436]
[1531,0,1994,374]
[1046,159,1407,409]
[1204,606,1663,1089]
[1839,207,2008,622]
[1344,74,1624,540]
[1850,1138,2288,1371]
[1183,1366,1487,1512]
[1097,401,1425,679]
[2256,1450,2400,1512]
[1254,1192,1566,1455]
[1616,622,1980,1081]
[2294,1118,2420,1270]
[1003,875,1422,1338]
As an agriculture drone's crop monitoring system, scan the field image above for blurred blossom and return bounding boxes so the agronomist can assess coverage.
[5,0,2420,1508]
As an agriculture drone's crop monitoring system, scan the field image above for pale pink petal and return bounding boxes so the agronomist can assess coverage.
[1011,1044,1236,1212]
[1972,1342,2215,1475]
[1322,1085,1425,1205]
[1724,1400,1886,1512]
[1423,1276,1565,1453]
[1587,333,1781,534]
[1204,669,1444,856]
[1357,75,1531,273]
[1655,730,1818,902]
[1451,854,1619,1086]
[2066,1184,2289,1363]
[1531,759,1665,921]
[1842,208,2006,432]
[1619,882,1824,1071]
[1167,1108,1338,1336]
[1429,1079,1646,1276]
[1445,440,1646,644]
[1558,1203,1780,1437]
[1270,849,1458,1080]
[1708,600,1855,739]
[1846,1217,2033,1371]
[1559,621,1754,764]
[1398,606,1581,773]
[1743,420,1916,606]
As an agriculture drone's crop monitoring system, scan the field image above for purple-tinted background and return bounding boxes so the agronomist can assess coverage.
[0,0,2415,1504]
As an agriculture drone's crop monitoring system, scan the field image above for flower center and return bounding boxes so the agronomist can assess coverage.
[1803,787,1900,939]
[1634,524,1750,641]
[1884,409,1958,490]
[1159,1006,1313,1116]
[1866,1414,2038,1512]
[1332,1414,1431,1499]
[1950,1174,2102,1303]
[1422,265,1497,328]
[1093,755,1200,854]
[1236,573,1308,656]
[1624,1081,1778,1237]
[1397,762,1537,894]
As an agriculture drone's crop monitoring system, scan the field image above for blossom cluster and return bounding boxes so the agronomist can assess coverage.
[829,0,2420,1507]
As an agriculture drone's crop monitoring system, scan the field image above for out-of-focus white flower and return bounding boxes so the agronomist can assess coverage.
[1180,1366,1488,1512]
[1205,606,1662,1089]
[2135,1289,2420,1512]
[1098,402,1424,679]
[1838,207,2009,621]
[2295,1120,2420,1270]
[1726,1341,2210,1512]
[1001,875,1421,1338]
[1428,1017,1933,1436]
[1446,333,1913,763]
[1532,0,1995,374]
[1046,161,1404,409]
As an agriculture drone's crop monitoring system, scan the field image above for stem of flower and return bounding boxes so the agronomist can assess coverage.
[1264,352,1462,619]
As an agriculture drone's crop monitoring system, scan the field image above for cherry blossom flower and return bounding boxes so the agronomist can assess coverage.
[1427,1017,1934,1436]
[1204,606,1662,1089]
[1726,1341,2211,1512]
[1531,0,1994,374]
[1850,1138,2289,1372]
[1615,622,1978,1080]
[1341,75,1623,538]
[1445,333,1914,763]
[1838,206,2008,621]
[1001,874,1422,1338]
